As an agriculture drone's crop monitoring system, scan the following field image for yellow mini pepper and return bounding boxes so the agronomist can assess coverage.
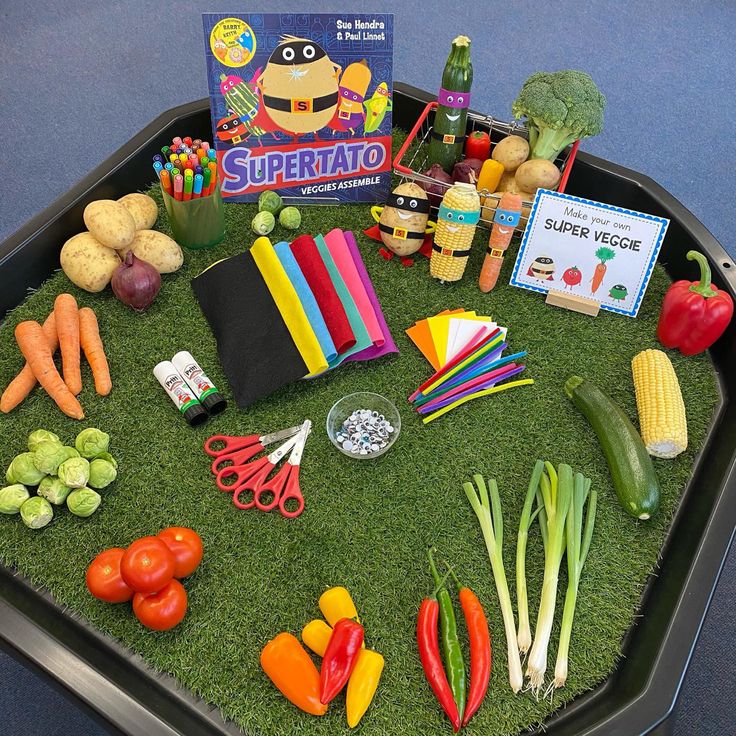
[319,586,360,626]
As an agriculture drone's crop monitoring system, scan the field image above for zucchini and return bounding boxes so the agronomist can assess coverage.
[565,376,660,520]
[427,36,473,173]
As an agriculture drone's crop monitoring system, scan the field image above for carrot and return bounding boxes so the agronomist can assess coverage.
[1,313,58,413]
[590,247,616,294]
[79,307,112,396]
[54,293,82,395]
[15,321,84,420]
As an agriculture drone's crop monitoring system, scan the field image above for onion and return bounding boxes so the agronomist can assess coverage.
[111,252,161,312]
[421,163,454,208]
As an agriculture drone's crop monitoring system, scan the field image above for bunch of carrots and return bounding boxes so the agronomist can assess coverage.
[1,293,111,420]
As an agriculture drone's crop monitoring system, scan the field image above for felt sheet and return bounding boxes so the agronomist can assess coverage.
[427,311,476,367]
[406,308,464,370]
[251,237,327,376]
[273,241,337,364]
[191,252,307,408]
[323,228,383,346]
[290,234,355,354]
[341,230,398,363]
[446,316,496,363]
[314,235,373,363]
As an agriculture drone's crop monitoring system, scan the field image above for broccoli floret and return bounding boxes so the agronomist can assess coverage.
[511,70,606,161]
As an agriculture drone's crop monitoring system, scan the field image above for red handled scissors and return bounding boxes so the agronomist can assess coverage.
[204,425,302,474]
[253,420,311,518]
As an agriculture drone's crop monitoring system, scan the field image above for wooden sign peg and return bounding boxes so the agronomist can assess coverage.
[545,289,600,317]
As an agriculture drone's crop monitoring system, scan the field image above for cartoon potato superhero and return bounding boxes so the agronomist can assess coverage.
[334,59,372,134]
[256,36,341,137]
[609,284,629,301]
[363,82,392,134]
[370,183,436,265]
[478,193,522,293]
[215,113,249,145]
[528,255,556,281]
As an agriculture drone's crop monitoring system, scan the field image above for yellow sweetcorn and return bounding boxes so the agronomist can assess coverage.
[631,349,687,459]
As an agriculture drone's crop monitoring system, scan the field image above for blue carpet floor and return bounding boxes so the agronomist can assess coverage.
[1,1,734,734]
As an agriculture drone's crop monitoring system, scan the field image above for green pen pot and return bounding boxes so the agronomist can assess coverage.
[162,185,225,250]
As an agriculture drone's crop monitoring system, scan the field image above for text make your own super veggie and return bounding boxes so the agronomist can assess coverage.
[545,206,642,251]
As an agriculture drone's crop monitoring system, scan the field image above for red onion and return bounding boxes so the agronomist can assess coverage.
[111,252,161,312]
[453,157,484,184]
[421,163,454,208]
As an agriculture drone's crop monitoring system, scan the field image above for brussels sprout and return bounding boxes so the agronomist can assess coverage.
[0,484,30,514]
[251,211,275,236]
[258,190,283,215]
[279,206,301,231]
[9,452,46,486]
[88,459,117,489]
[95,452,118,470]
[66,487,101,518]
[28,429,60,453]
[57,457,90,489]
[33,440,68,475]
[75,428,110,459]
[37,476,72,506]
[20,496,53,529]
[63,446,81,460]
[5,464,16,485]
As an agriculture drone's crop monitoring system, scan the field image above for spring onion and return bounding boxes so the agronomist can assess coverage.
[552,473,597,691]
[526,463,573,691]
[516,459,545,655]
[464,474,523,693]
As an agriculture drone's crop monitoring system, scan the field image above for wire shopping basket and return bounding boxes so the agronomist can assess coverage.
[393,101,580,231]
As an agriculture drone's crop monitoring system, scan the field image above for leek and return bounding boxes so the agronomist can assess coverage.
[526,463,573,691]
[464,474,523,693]
[552,473,597,690]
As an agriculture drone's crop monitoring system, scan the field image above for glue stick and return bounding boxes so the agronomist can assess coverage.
[171,351,227,415]
[153,361,208,426]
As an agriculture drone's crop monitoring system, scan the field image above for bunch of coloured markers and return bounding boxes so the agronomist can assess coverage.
[152,136,219,202]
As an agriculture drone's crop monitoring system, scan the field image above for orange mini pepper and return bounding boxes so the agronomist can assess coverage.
[260,632,327,716]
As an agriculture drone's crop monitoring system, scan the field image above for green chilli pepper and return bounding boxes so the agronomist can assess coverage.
[428,547,466,723]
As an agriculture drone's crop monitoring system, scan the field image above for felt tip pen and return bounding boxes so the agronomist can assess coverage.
[153,154,163,164]
[207,162,217,194]
[169,154,178,164]
[161,145,170,158]
[160,169,173,196]
[183,136,192,146]
[195,165,203,175]
[183,175,193,201]
[164,162,173,172]
[174,174,183,201]
[171,167,180,178]
[172,136,183,147]
[193,173,203,198]
[153,161,163,174]
[202,167,212,192]
[192,139,201,149]
[202,141,210,154]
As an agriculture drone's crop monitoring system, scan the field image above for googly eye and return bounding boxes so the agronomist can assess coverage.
[282,47,295,61]
[396,197,404,205]
[303,45,315,59]
[457,96,464,104]
[447,95,454,103]
[446,212,454,220]
[409,199,417,208]
[457,214,465,222]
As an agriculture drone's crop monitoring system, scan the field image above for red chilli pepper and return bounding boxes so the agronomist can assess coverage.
[465,130,491,161]
[449,570,491,726]
[657,250,733,356]
[319,617,364,704]
[417,597,461,732]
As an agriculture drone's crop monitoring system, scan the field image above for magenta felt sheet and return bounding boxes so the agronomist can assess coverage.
[323,228,384,347]
[341,230,398,363]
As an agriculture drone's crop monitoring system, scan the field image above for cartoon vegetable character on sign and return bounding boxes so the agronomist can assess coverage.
[591,247,615,294]
[334,60,372,134]
[528,255,556,281]
[562,266,583,289]
[219,73,266,139]
[609,284,628,301]
[363,82,392,133]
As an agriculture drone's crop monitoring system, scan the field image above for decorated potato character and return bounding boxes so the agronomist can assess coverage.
[256,36,341,135]
[528,255,556,281]
[371,183,435,258]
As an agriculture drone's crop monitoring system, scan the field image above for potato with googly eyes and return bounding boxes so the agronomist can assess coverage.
[370,183,436,257]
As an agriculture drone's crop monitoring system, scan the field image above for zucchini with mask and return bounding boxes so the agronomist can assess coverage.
[427,36,473,173]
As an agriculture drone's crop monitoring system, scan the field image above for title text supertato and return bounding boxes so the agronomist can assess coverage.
[543,218,642,251]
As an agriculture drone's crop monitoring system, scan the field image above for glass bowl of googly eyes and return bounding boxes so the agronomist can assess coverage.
[327,392,401,459]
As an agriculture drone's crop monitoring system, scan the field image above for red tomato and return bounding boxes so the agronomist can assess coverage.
[133,579,188,631]
[465,131,491,161]
[157,527,203,579]
[120,536,175,594]
[86,547,133,603]
[562,266,583,287]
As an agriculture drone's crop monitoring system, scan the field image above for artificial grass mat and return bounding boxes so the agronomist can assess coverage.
[0,140,721,736]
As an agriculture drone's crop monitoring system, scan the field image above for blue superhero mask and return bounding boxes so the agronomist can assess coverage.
[438,204,480,226]
[493,208,521,227]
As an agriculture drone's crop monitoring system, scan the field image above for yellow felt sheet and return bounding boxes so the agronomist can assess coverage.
[405,309,464,370]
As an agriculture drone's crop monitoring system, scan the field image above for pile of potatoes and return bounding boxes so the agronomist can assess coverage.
[482,135,561,227]
[61,194,183,293]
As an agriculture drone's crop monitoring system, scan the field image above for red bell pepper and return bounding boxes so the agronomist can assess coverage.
[465,131,491,161]
[657,250,733,356]
[319,617,364,704]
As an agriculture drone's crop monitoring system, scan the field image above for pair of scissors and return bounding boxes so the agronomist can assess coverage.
[253,421,311,518]
[204,425,302,474]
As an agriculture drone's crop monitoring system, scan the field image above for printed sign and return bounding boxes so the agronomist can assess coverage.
[202,13,394,205]
[509,189,669,317]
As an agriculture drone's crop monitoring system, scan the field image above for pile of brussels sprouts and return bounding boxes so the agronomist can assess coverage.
[251,190,302,236]
[0,428,117,530]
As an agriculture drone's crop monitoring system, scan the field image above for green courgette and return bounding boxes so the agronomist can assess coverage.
[427,36,473,173]
[565,376,660,520]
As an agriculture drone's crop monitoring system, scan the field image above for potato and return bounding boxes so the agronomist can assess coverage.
[497,172,518,193]
[129,230,183,274]
[83,200,136,250]
[60,232,121,292]
[515,159,561,194]
[118,193,158,230]
[491,135,529,172]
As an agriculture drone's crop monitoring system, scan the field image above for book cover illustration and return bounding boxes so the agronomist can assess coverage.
[202,13,394,204]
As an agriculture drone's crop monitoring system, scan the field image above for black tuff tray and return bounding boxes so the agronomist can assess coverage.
[1,83,735,736]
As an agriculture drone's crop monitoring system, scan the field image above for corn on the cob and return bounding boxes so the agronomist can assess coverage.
[430,182,480,282]
[631,349,687,458]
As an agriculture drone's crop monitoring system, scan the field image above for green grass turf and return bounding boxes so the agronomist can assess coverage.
[0,133,721,736]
